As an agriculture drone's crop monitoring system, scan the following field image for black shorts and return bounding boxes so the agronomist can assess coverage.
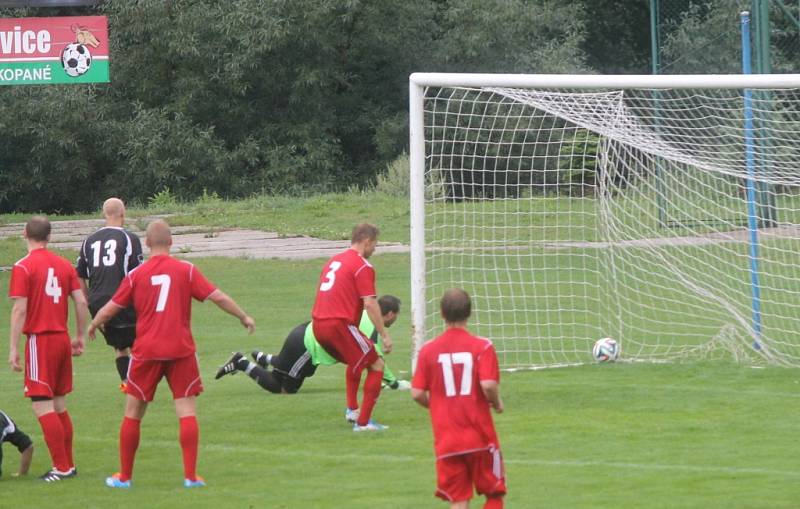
[89,301,136,330]
[271,323,317,392]
[100,326,136,351]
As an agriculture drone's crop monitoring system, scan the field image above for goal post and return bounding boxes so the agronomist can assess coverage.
[410,72,800,370]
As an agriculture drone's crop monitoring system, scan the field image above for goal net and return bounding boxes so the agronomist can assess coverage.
[409,73,800,369]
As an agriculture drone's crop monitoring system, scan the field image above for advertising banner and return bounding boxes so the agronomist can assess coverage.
[0,15,108,85]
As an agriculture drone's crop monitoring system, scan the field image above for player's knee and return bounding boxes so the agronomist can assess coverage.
[369,357,385,371]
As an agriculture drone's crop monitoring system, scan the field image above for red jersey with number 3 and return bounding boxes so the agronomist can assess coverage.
[8,248,80,335]
[412,327,501,458]
[110,254,217,360]
[311,248,376,324]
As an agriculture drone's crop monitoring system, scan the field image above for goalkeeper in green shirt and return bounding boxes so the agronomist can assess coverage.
[215,295,409,392]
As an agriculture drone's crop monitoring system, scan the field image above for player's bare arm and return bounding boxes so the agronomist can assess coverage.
[71,288,90,356]
[88,300,124,339]
[78,278,89,301]
[411,388,430,408]
[8,297,26,372]
[17,443,33,476]
[480,380,503,413]
[364,296,392,353]
[207,289,255,333]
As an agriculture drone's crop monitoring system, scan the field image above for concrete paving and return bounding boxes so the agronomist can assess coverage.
[0,218,409,261]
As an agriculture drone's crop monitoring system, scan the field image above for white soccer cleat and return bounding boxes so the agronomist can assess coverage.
[353,420,389,432]
[345,407,360,424]
[394,380,411,391]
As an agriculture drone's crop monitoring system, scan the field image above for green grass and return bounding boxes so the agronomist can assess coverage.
[0,248,798,508]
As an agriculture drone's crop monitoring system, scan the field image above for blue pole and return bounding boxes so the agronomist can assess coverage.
[740,11,763,350]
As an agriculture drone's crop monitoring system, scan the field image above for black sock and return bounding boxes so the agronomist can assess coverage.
[115,356,130,381]
[245,364,283,393]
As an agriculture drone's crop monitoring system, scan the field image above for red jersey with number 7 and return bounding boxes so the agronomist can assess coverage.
[110,254,217,360]
[312,248,376,325]
[8,248,81,335]
[412,327,501,459]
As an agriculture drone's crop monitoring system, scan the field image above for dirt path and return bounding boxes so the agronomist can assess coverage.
[0,219,409,260]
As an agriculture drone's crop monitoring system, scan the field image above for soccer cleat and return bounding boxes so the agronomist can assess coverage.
[105,472,131,488]
[183,476,206,488]
[345,407,360,424]
[251,351,272,368]
[394,380,412,391]
[215,352,244,379]
[39,467,77,482]
[353,420,389,432]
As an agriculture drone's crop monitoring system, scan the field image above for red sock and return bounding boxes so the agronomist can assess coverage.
[179,416,199,481]
[57,411,74,469]
[484,496,504,509]
[356,369,383,426]
[119,416,141,482]
[38,412,69,472]
[345,368,362,411]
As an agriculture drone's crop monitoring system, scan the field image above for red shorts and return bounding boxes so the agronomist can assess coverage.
[435,447,507,502]
[24,332,73,399]
[125,354,203,402]
[312,318,378,375]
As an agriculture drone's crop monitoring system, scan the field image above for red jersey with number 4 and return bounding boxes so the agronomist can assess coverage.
[311,248,376,325]
[110,254,217,360]
[412,327,501,459]
[8,248,80,335]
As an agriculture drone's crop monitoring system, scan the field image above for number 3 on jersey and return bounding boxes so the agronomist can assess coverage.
[319,261,342,291]
[151,274,171,312]
[438,352,473,397]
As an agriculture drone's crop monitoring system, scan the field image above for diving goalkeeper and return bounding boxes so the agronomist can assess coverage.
[215,295,409,393]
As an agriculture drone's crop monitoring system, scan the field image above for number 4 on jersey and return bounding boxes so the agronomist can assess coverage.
[45,267,62,303]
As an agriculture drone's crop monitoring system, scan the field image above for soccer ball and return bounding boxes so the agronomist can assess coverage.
[61,43,92,77]
[592,337,620,362]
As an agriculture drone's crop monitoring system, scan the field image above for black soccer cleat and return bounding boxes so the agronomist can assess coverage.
[39,468,77,482]
[251,351,272,369]
[215,352,245,379]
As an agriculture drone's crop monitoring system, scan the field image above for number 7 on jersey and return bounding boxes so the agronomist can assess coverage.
[151,274,171,312]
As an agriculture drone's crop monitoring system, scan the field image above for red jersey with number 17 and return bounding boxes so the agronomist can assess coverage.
[412,327,501,459]
[8,248,80,335]
[311,248,376,325]
[110,254,217,360]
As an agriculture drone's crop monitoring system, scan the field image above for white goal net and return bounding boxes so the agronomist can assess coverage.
[409,73,800,369]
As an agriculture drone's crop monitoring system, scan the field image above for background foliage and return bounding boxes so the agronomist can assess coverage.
[0,0,654,213]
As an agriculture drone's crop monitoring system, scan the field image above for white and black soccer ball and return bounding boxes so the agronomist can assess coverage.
[592,337,620,362]
[61,43,92,77]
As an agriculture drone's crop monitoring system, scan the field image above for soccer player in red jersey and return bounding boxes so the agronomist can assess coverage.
[7,216,89,482]
[412,289,506,509]
[88,220,255,489]
[311,223,393,431]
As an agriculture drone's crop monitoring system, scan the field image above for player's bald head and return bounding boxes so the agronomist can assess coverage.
[440,288,471,323]
[25,215,51,242]
[102,197,125,219]
[146,219,172,249]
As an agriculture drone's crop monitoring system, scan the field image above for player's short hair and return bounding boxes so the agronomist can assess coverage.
[440,288,471,323]
[378,295,401,315]
[25,216,51,242]
[102,197,125,218]
[146,219,172,248]
[351,223,379,244]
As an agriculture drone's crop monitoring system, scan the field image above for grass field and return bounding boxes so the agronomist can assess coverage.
[0,244,798,508]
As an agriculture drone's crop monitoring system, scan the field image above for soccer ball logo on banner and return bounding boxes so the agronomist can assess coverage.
[61,26,100,78]
[61,43,91,77]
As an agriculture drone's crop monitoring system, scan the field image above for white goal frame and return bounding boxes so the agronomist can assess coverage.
[409,72,800,370]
